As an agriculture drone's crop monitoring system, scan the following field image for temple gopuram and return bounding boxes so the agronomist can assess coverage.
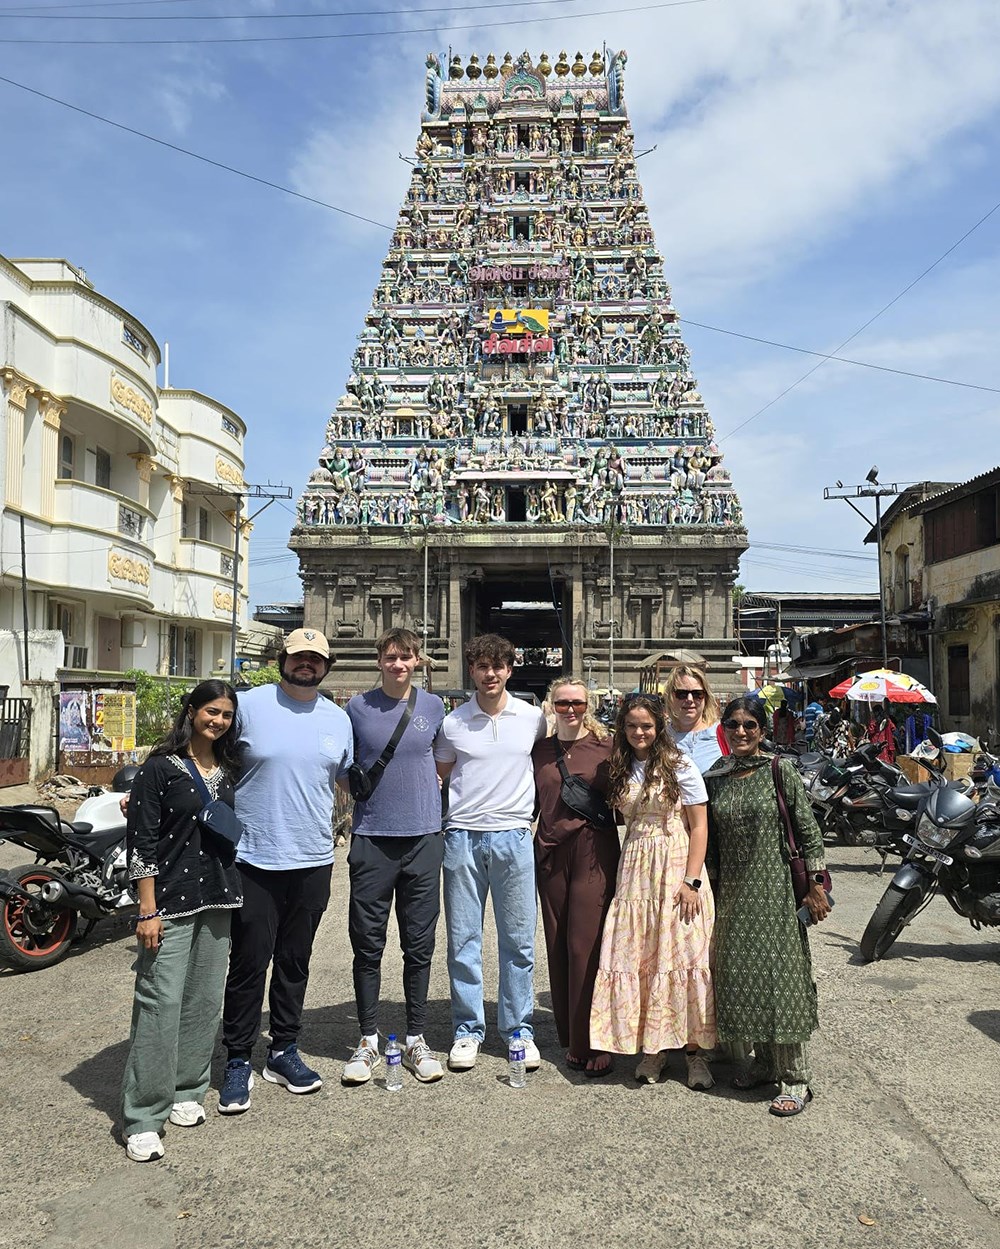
[291,49,748,696]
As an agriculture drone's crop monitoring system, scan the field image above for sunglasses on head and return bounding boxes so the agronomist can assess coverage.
[673,689,706,702]
[553,699,587,711]
[723,718,761,733]
[622,692,661,707]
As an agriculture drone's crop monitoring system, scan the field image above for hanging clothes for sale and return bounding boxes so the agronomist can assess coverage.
[905,713,934,755]
[867,717,896,765]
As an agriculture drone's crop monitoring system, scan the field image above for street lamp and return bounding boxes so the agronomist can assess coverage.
[823,470,899,671]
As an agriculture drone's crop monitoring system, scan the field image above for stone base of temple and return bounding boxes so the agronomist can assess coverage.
[293,522,747,699]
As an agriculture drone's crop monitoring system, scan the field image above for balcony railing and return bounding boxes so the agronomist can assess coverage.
[118,503,145,541]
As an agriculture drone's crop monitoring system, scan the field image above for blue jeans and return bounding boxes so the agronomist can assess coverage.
[442,827,536,1043]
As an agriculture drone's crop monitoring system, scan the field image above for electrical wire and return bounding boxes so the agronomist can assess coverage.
[718,195,1000,441]
[681,319,1000,396]
[0,72,395,230]
[0,0,711,43]
[0,0,205,10]
[2,0,594,19]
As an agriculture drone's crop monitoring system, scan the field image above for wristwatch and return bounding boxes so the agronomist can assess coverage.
[683,876,702,890]
[812,872,826,884]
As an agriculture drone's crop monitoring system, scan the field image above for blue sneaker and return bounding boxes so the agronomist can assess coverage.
[218,1058,254,1114]
[263,1044,322,1094]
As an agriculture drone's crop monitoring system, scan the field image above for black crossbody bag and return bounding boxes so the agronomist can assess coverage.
[554,739,616,830]
[182,758,244,847]
[348,687,418,803]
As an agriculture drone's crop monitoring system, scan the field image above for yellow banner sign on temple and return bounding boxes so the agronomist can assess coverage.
[488,308,549,336]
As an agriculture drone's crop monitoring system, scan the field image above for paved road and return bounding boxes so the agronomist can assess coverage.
[1,822,998,1249]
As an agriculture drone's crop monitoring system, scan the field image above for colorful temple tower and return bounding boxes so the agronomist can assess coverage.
[291,50,748,695]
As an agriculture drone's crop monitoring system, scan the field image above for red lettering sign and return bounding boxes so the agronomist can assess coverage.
[483,333,554,355]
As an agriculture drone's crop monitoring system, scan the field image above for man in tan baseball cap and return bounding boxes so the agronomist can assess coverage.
[283,628,331,659]
[218,621,350,1112]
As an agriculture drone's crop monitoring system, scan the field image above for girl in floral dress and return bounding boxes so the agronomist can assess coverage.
[590,694,716,1087]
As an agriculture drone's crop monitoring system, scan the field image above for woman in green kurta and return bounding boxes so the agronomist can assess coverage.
[704,696,831,1116]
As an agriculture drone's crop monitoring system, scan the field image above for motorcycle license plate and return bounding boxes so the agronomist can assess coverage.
[901,833,953,865]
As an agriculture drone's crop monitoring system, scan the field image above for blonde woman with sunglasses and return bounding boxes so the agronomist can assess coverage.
[663,664,727,775]
[532,678,619,1077]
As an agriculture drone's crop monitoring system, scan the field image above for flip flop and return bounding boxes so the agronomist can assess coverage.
[769,1089,813,1117]
[565,1055,587,1071]
[584,1055,614,1079]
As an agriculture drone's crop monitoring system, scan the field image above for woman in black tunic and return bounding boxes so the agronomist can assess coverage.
[121,680,243,1162]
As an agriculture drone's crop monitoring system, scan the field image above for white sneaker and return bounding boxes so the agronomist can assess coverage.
[342,1041,382,1086]
[686,1051,715,1091]
[126,1131,164,1162]
[403,1037,444,1083]
[168,1101,206,1127]
[522,1038,541,1071]
[635,1052,668,1084]
[447,1036,481,1071]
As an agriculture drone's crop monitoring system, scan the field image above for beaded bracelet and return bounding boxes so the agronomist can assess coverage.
[136,909,164,922]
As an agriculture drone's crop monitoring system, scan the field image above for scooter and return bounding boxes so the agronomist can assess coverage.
[0,767,135,972]
[860,734,1000,960]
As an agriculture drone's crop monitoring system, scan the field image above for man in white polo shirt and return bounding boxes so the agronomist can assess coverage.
[434,633,547,1072]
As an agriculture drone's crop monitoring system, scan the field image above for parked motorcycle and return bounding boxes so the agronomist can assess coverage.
[0,768,135,971]
[860,735,1000,961]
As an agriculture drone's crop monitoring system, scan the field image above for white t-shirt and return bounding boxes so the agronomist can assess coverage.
[629,753,708,805]
[434,693,547,831]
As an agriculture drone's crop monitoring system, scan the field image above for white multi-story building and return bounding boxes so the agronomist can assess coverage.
[0,254,249,680]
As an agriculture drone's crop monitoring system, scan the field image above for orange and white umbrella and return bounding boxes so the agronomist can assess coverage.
[828,669,936,704]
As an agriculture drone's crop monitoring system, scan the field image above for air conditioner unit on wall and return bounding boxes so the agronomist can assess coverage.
[64,646,89,670]
[121,618,146,648]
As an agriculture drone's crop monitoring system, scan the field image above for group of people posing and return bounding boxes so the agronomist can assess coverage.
[119,627,830,1163]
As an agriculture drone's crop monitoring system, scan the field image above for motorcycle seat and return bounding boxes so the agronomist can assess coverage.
[889,784,928,808]
[65,825,123,857]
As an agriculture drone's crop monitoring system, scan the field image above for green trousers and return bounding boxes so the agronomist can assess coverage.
[732,1040,812,1098]
[121,909,232,1136]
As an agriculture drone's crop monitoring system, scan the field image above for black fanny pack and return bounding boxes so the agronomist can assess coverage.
[183,759,244,847]
[348,687,417,803]
[555,740,616,830]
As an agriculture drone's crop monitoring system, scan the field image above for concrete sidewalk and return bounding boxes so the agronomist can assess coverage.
[1,826,998,1249]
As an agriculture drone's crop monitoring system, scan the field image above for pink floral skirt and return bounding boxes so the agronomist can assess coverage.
[590,822,716,1054]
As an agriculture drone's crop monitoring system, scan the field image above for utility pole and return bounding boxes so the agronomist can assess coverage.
[186,482,292,678]
[823,469,898,671]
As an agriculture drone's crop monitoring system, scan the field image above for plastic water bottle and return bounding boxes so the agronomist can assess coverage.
[508,1030,526,1088]
[385,1035,402,1092]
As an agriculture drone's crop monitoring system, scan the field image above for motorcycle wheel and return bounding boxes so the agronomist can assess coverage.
[860,882,927,962]
[0,865,79,972]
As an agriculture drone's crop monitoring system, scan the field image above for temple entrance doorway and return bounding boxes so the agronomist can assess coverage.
[463,571,572,700]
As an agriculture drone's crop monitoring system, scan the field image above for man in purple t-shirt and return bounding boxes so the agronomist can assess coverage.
[342,628,446,1086]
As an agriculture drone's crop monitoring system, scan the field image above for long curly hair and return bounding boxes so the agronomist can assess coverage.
[149,679,241,780]
[607,693,684,811]
[662,663,721,729]
[544,675,609,741]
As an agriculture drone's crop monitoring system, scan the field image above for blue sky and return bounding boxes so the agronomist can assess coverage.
[2,0,1000,607]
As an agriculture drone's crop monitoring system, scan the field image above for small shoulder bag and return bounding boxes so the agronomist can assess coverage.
[554,739,616,830]
[348,687,418,803]
[771,756,830,904]
[182,758,244,848]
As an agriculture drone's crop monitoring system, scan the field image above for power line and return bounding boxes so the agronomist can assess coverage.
[2,0,591,19]
[0,0,711,43]
[719,195,1000,441]
[682,319,1000,395]
[0,0,204,10]
[0,72,395,230]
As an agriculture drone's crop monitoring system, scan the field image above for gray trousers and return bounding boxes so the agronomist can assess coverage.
[121,909,232,1136]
